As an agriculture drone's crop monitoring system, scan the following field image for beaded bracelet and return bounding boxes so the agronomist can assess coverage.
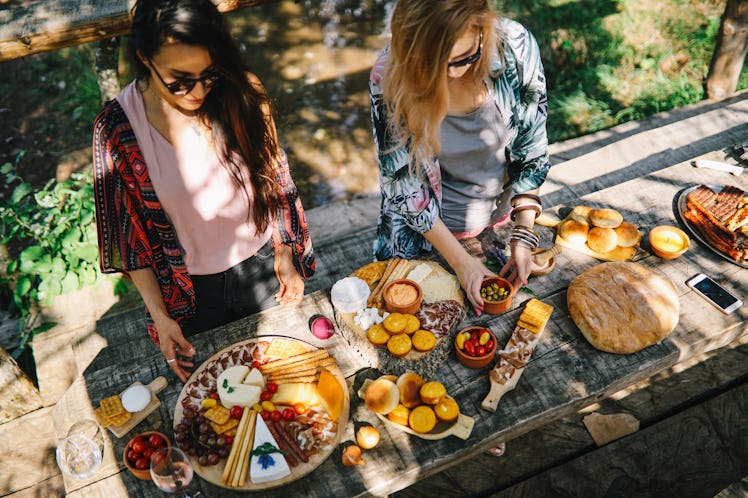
[510,203,542,222]
[511,193,542,207]
[511,232,539,249]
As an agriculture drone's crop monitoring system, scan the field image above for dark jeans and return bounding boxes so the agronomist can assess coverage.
[181,240,278,337]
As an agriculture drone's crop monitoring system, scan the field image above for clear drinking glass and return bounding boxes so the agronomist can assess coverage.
[55,419,104,479]
[150,446,199,497]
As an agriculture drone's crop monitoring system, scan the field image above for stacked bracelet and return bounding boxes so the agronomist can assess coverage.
[510,225,540,250]
[511,193,542,207]
[510,201,542,221]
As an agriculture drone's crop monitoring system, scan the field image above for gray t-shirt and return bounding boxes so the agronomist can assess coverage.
[438,90,511,235]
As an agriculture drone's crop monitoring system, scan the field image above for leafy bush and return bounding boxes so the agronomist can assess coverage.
[0,153,100,354]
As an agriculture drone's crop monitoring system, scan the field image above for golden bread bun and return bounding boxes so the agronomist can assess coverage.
[589,208,623,228]
[569,205,593,224]
[383,313,407,334]
[397,372,425,409]
[367,324,390,346]
[558,219,589,246]
[614,221,640,247]
[586,227,618,253]
[364,378,400,414]
[419,381,446,405]
[403,314,421,334]
[386,403,411,426]
[567,262,679,354]
[387,333,412,358]
[411,329,436,352]
[408,405,437,433]
[433,397,459,423]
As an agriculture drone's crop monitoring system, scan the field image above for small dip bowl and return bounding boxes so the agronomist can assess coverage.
[454,326,497,369]
[383,279,423,315]
[480,277,513,314]
[648,225,690,259]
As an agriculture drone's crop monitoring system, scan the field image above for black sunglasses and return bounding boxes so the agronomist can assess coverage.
[149,60,221,95]
[448,31,483,68]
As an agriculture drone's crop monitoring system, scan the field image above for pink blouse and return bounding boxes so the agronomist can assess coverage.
[117,81,272,275]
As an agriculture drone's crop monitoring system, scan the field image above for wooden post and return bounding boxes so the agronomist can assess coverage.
[0,345,42,424]
[95,36,121,104]
[704,0,748,100]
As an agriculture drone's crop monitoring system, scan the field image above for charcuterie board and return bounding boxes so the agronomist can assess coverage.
[173,336,349,490]
[356,379,474,440]
[335,259,466,379]
[109,376,167,438]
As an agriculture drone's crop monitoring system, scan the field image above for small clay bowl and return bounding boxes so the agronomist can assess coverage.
[383,279,423,315]
[480,277,513,314]
[123,431,170,480]
[531,248,557,277]
[455,326,497,369]
[648,225,689,259]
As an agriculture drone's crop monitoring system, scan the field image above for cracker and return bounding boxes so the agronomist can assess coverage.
[224,427,238,437]
[353,261,388,287]
[518,298,554,334]
[106,410,133,427]
[94,406,112,428]
[204,405,231,425]
[211,417,239,435]
[99,394,125,418]
[264,338,308,360]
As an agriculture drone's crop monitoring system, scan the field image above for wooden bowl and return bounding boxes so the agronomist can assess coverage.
[648,225,689,259]
[454,326,497,369]
[123,431,170,480]
[480,277,513,314]
[383,279,423,315]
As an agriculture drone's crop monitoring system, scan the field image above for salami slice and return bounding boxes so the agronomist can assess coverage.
[416,300,463,338]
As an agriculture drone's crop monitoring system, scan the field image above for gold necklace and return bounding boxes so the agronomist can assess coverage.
[147,87,204,137]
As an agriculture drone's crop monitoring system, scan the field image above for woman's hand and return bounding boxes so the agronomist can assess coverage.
[273,244,304,304]
[153,314,195,383]
[453,255,496,315]
[499,243,533,290]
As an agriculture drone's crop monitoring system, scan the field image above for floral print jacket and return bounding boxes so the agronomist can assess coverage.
[369,18,550,260]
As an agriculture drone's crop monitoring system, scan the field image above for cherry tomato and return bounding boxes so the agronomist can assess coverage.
[127,450,139,464]
[142,448,154,460]
[230,405,244,420]
[270,410,282,422]
[223,435,234,445]
[151,451,166,466]
[266,382,278,394]
[293,402,306,414]
[131,440,145,454]
[251,360,262,370]
[135,457,149,470]
[476,346,486,357]
[470,330,480,341]
[209,392,220,400]
[260,410,271,420]
[485,339,495,352]
[260,391,272,401]
[282,408,295,421]
[148,434,164,448]
[464,340,476,356]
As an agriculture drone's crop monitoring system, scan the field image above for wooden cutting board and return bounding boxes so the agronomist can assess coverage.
[109,376,167,438]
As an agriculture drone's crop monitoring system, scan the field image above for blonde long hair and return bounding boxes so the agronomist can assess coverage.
[383,0,498,175]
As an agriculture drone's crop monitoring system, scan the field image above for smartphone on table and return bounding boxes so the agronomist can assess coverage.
[685,273,743,315]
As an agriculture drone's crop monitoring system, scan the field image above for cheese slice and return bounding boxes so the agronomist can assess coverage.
[271,383,320,407]
[217,365,262,408]
[406,262,433,284]
[250,416,291,483]
[243,368,265,388]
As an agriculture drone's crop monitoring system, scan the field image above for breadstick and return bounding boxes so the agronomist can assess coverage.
[268,364,323,379]
[237,411,257,487]
[231,409,256,486]
[367,258,400,307]
[273,375,319,384]
[221,407,250,484]
[266,357,335,376]
[260,350,329,373]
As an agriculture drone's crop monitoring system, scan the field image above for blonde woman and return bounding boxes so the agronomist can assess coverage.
[370,0,550,313]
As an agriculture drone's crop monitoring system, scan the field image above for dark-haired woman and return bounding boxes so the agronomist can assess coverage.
[370,0,550,313]
[93,0,315,381]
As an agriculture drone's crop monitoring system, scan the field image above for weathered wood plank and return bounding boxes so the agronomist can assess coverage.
[0,0,281,62]
[4,474,65,498]
[0,345,42,423]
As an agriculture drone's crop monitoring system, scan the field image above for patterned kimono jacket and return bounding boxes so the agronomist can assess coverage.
[370,18,551,260]
[92,99,315,344]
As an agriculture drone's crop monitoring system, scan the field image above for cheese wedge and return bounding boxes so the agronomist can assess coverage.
[271,382,320,406]
[218,366,262,408]
[250,416,291,483]
[243,368,265,388]
[317,369,344,421]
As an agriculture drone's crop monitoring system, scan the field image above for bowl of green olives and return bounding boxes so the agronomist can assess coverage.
[480,277,513,314]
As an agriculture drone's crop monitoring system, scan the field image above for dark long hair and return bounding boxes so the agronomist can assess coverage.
[129,0,278,233]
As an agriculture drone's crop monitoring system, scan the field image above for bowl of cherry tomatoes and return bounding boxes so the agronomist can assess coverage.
[123,431,170,480]
[454,326,497,369]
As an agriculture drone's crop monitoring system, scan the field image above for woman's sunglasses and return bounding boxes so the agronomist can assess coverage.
[148,60,221,96]
[448,31,483,68]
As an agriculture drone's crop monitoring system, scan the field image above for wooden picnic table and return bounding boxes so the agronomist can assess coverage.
[51,145,747,497]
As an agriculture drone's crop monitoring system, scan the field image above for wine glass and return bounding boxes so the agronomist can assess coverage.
[55,419,104,479]
[150,446,200,497]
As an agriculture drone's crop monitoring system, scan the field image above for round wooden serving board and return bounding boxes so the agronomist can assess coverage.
[335,259,465,379]
[173,336,350,491]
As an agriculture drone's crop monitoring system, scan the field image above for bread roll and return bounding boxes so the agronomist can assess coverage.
[558,219,589,246]
[364,378,400,414]
[567,262,679,354]
[386,404,410,426]
[587,227,618,253]
[569,205,593,224]
[590,208,623,228]
[397,372,425,409]
[614,221,640,247]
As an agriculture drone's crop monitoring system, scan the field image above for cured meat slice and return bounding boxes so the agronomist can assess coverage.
[415,300,464,338]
